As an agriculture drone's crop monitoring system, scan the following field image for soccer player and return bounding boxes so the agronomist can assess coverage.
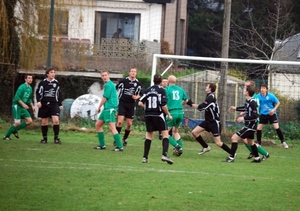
[186,83,231,155]
[115,68,142,146]
[94,70,123,151]
[36,68,63,144]
[158,77,170,140]
[242,80,270,160]
[256,84,288,149]
[165,75,188,156]
[224,84,261,163]
[138,74,174,164]
[3,74,35,140]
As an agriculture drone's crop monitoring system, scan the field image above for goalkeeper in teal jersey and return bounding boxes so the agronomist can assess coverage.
[165,75,188,156]
[242,80,270,161]
[3,74,36,140]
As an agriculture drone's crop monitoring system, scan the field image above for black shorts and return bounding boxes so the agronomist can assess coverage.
[144,114,167,132]
[199,120,221,137]
[38,102,60,118]
[118,101,136,119]
[236,127,255,139]
[259,114,278,124]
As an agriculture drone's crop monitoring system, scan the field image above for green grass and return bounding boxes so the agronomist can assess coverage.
[0,123,299,211]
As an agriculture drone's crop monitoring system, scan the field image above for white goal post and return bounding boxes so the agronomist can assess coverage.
[151,54,300,85]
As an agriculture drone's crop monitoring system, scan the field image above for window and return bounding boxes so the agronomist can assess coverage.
[38,9,69,36]
[94,12,140,44]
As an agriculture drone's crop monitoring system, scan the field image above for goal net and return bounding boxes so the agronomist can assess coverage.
[151,54,300,128]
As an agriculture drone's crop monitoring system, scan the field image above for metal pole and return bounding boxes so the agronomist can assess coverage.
[46,0,55,67]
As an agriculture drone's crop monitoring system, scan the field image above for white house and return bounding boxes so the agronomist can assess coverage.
[270,33,300,99]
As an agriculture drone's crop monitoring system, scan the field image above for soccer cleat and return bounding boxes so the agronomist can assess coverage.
[161,155,173,165]
[282,141,289,149]
[247,153,254,159]
[123,139,128,147]
[262,153,270,161]
[142,157,148,163]
[251,158,262,163]
[3,136,11,140]
[13,131,19,139]
[40,139,47,144]
[54,138,62,145]
[112,147,123,152]
[94,145,106,150]
[173,145,183,156]
[198,146,211,155]
[223,156,235,163]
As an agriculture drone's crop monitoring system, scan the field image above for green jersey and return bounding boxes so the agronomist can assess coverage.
[253,93,260,114]
[165,84,188,114]
[103,80,118,110]
[13,83,33,105]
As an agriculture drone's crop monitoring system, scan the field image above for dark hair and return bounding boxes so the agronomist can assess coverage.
[153,74,162,85]
[260,84,268,90]
[246,85,256,97]
[45,67,55,76]
[208,83,216,92]
[24,74,33,79]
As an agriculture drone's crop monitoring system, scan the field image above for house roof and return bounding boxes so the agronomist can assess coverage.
[272,33,300,73]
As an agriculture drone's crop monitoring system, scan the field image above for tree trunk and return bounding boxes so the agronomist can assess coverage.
[219,0,231,132]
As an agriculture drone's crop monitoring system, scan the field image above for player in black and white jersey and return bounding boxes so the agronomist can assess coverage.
[115,68,142,146]
[36,67,63,144]
[224,84,261,163]
[138,74,174,164]
[186,83,231,156]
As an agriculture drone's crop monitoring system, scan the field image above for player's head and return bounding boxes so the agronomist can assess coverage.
[45,67,55,76]
[168,75,176,85]
[153,74,162,85]
[129,68,137,79]
[260,84,268,95]
[45,67,55,80]
[244,84,255,97]
[207,83,216,92]
[161,78,168,88]
[24,74,33,85]
[245,80,255,87]
[101,70,110,82]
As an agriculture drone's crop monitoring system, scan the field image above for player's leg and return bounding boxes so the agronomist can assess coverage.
[95,113,106,149]
[223,133,240,162]
[272,116,288,148]
[122,118,133,146]
[247,138,261,163]
[3,105,21,140]
[192,124,210,154]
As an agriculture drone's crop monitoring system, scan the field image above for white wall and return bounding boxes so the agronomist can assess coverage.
[65,1,162,43]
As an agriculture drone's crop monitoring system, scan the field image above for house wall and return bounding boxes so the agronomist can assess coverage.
[61,1,162,43]
[164,0,187,55]
[269,73,300,100]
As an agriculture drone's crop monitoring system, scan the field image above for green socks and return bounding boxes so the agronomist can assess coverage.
[98,132,105,147]
[113,133,122,148]
[244,144,268,156]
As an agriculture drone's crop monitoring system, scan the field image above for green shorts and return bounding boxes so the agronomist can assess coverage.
[99,108,117,123]
[167,113,184,127]
[12,104,31,121]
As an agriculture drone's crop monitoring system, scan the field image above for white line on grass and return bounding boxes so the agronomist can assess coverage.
[1,158,300,183]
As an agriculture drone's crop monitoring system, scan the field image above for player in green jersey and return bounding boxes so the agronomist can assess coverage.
[3,74,35,140]
[165,75,188,156]
[94,70,123,151]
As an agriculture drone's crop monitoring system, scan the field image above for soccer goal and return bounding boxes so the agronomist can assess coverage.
[150,53,300,126]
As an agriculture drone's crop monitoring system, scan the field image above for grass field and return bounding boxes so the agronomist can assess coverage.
[0,123,299,211]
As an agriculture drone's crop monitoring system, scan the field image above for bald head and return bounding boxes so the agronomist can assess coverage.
[168,75,176,84]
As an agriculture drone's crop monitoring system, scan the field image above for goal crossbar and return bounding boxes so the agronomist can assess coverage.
[151,54,300,85]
